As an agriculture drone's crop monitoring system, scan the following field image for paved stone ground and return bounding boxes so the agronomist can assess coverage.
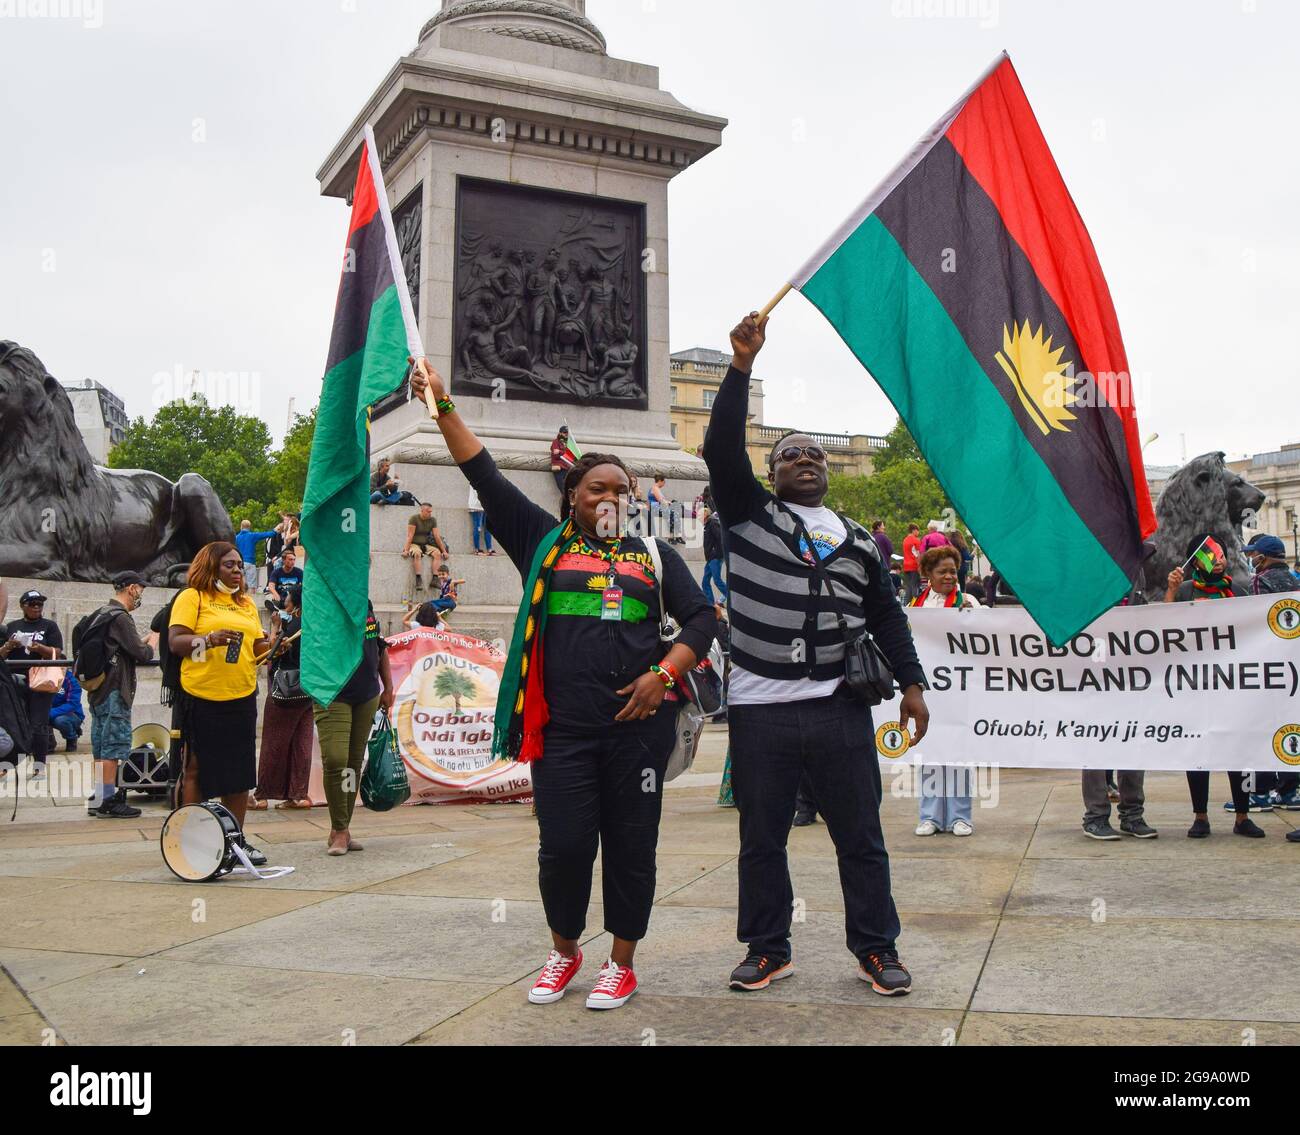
[2,728,1298,1046]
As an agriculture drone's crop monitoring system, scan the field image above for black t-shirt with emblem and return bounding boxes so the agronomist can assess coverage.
[460,449,715,730]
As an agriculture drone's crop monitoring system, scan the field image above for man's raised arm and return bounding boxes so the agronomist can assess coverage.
[702,312,770,523]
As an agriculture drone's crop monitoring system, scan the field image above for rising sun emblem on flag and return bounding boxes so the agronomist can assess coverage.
[995,320,1078,436]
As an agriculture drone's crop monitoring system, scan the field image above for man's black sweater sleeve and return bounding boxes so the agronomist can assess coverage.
[656,540,716,662]
[459,449,559,581]
[864,554,926,691]
[702,366,767,524]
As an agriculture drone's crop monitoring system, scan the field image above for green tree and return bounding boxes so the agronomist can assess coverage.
[824,418,968,551]
[869,417,924,474]
[434,669,476,713]
[110,396,275,507]
[109,396,317,532]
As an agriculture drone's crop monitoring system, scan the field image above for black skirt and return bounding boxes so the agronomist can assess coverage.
[183,691,258,799]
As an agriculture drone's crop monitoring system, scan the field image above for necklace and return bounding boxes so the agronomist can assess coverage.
[577,534,622,586]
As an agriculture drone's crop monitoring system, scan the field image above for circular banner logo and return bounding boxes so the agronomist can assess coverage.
[1267,598,1300,640]
[384,628,531,802]
[875,721,911,759]
[1273,724,1300,766]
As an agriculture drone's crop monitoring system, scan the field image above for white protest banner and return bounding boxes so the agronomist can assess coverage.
[872,593,1300,772]
[384,627,531,804]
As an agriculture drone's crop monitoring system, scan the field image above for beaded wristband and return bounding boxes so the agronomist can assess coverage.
[434,396,456,415]
[657,659,681,684]
[649,664,676,689]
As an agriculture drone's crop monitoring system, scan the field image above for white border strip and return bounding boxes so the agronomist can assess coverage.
[364,123,424,359]
[790,51,1009,289]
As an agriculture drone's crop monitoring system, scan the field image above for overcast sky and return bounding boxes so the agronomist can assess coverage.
[2,0,1295,469]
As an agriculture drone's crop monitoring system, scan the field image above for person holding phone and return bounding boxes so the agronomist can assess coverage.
[3,589,64,781]
[167,542,268,836]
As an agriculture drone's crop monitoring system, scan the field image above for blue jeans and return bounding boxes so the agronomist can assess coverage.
[918,764,973,829]
[51,712,82,742]
[371,489,401,504]
[470,510,492,551]
[90,690,133,763]
[701,558,728,604]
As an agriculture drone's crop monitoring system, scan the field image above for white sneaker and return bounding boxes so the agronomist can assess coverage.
[950,819,973,837]
[915,819,939,836]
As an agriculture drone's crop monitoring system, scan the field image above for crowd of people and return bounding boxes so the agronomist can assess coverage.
[2,310,1296,1017]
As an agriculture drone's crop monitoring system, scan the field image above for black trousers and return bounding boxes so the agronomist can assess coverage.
[532,712,676,942]
[1253,772,1300,795]
[794,771,818,819]
[730,686,899,962]
[22,688,54,765]
[1187,770,1250,814]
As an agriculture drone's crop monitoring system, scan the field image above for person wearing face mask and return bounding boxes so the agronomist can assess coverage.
[1239,535,1300,815]
[409,359,715,1013]
[82,572,155,818]
[1165,534,1262,839]
[168,543,269,847]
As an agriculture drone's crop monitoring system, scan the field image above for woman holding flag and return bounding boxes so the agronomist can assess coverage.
[411,361,715,1011]
[1164,534,1263,840]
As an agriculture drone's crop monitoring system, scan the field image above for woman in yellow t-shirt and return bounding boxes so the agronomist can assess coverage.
[168,542,268,828]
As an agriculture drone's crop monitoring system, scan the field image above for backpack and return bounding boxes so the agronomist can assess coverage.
[72,606,124,692]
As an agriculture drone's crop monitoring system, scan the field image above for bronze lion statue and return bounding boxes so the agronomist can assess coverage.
[1143,451,1266,601]
[0,341,232,584]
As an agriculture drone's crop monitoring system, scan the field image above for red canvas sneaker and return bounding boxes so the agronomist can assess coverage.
[585,959,638,1010]
[527,948,583,1004]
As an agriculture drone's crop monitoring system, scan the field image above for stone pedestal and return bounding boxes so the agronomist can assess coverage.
[316,1,726,633]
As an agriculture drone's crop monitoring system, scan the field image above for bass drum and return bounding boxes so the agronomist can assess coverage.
[160,801,243,882]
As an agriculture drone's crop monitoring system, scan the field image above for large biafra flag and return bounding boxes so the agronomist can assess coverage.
[789,52,1155,645]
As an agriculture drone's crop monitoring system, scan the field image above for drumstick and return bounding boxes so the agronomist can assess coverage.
[255,629,300,667]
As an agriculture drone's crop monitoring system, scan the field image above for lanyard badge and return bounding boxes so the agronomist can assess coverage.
[601,585,624,620]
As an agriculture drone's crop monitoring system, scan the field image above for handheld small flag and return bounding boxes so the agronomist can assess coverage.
[1188,536,1224,575]
[561,425,582,462]
[784,53,1154,645]
[300,123,423,704]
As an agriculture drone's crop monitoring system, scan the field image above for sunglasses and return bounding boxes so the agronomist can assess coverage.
[774,444,827,465]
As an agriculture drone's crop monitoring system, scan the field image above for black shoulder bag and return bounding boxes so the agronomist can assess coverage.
[794,514,896,706]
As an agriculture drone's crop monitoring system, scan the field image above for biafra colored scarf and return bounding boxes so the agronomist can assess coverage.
[910,587,963,609]
[1192,567,1234,599]
[492,518,577,763]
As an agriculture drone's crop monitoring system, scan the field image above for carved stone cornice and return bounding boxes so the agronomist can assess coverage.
[419,1,607,55]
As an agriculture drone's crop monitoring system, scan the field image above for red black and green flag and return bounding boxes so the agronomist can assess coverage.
[790,53,1155,645]
[301,123,422,704]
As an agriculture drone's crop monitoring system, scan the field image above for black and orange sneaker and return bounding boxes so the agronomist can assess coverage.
[858,950,912,996]
[728,952,793,991]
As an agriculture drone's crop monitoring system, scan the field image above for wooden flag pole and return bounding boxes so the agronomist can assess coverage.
[757,283,792,321]
[255,629,301,668]
[414,357,439,420]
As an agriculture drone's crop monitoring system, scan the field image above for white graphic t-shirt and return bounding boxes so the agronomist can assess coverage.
[728,503,849,706]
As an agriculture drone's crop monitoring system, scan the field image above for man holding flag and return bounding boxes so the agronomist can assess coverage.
[704,313,929,998]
